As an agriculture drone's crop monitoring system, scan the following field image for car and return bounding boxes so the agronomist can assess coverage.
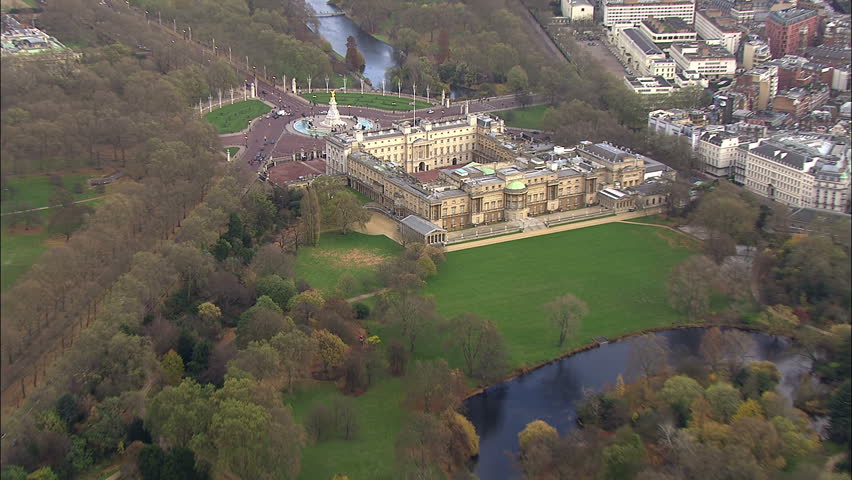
[320,110,328,114]
[427,109,434,114]
[261,90,268,95]
[265,114,272,119]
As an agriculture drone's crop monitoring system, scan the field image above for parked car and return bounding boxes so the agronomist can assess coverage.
[427,109,435,114]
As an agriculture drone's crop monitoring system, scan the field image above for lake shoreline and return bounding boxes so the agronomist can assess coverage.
[463,322,770,401]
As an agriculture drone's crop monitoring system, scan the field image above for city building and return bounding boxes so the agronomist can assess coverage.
[669,41,737,78]
[772,85,830,119]
[614,28,677,79]
[624,75,676,94]
[648,109,724,149]
[804,45,852,69]
[638,16,697,43]
[602,0,696,28]
[735,65,779,110]
[742,39,772,69]
[735,133,850,212]
[698,130,741,176]
[694,10,743,54]
[330,115,664,231]
[764,8,819,58]
[822,15,852,48]
[326,114,506,177]
[561,0,595,22]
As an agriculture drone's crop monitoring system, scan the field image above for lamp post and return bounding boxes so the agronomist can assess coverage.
[252,66,257,85]
[325,76,329,93]
[264,65,267,81]
[228,46,231,64]
[212,37,216,56]
[188,25,192,41]
[245,55,249,73]
[382,80,385,96]
[397,80,401,98]
[308,76,312,93]
[343,77,347,94]
[426,85,430,106]
[360,78,364,95]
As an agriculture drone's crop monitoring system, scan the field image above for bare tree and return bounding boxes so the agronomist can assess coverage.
[544,294,588,347]
[628,334,670,380]
[668,255,718,322]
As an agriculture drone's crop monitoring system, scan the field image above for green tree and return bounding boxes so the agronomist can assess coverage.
[161,349,185,385]
[257,274,297,309]
[602,429,647,480]
[829,379,851,445]
[732,398,765,421]
[271,330,316,392]
[0,466,27,480]
[302,185,321,246]
[507,65,529,93]
[754,305,800,334]
[705,382,743,423]
[146,379,215,445]
[137,444,165,480]
[66,436,94,473]
[328,190,370,234]
[237,295,292,346]
[661,375,705,422]
[518,420,558,478]
[24,467,57,480]
[288,289,325,325]
[48,205,93,241]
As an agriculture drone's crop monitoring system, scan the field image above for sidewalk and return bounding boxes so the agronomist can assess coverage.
[445,208,665,252]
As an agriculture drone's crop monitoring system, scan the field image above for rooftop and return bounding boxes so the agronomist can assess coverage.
[767,8,817,26]
[623,28,663,55]
[670,41,736,59]
[642,16,693,33]
[400,215,445,235]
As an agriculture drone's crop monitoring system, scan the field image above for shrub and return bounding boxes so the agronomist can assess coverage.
[353,302,370,319]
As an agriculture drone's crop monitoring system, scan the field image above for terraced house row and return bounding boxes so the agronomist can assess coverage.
[326,114,669,232]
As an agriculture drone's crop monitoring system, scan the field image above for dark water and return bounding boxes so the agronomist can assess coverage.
[464,328,809,480]
[304,0,396,86]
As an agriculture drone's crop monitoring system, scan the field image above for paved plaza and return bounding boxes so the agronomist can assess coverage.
[219,76,547,183]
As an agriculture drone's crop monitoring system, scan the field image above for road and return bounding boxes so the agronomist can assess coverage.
[0,196,109,216]
[510,0,570,64]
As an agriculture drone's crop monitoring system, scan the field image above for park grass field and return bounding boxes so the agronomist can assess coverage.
[286,378,405,480]
[294,232,402,297]
[223,147,240,158]
[204,99,271,134]
[415,222,700,367]
[492,104,551,130]
[0,226,49,291]
[300,92,431,111]
[1,174,102,213]
[287,222,701,479]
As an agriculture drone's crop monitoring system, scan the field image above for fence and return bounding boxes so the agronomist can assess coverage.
[446,223,522,244]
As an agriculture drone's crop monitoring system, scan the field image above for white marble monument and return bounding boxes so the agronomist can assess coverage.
[321,91,347,128]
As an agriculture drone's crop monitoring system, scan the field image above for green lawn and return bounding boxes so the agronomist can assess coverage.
[286,378,405,480]
[288,222,702,479]
[1,174,103,213]
[492,104,552,130]
[204,99,271,134]
[379,223,700,369]
[0,227,49,291]
[300,92,432,111]
[626,213,680,226]
[223,147,240,158]
[294,232,402,297]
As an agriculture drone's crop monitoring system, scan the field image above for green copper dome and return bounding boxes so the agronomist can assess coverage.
[477,166,496,175]
[506,180,526,190]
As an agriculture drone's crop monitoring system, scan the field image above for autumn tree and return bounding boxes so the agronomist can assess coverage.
[518,420,558,478]
[270,330,316,392]
[700,327,724,372]
[544,294,588,347]
[404,359,466,414]
[446,313,508,382]
[396,412,450,479]
[345,36,366,73]
[387,340,408,376]
[237,296,293,347]
[381,292,439,354]
[312,329,348,374]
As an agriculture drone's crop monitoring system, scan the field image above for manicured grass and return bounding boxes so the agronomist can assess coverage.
[294,232,402,297]
[300,92,432,111]
[1,174,103,213]
[0,227,49,291]
[204,99,271,134]
[223,147,240,158]
[492,104,552,130]
[290,223,702,479]
[419,223,700,367]
[346,187,372,205]
[286,378,406,480]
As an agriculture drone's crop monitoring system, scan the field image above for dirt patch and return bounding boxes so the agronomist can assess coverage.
[654,229,698,251]
[311,248,389,268]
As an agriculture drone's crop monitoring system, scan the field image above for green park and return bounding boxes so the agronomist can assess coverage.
[493,104,551,130]
[1,173,108,290]
[204,99,271,134]
[287,220,701,479]
[300,92,432,111]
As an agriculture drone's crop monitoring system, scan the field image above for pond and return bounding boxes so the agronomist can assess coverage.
[463,328,810,480]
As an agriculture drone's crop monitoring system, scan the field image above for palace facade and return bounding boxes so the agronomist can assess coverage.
[326,114,661,232]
